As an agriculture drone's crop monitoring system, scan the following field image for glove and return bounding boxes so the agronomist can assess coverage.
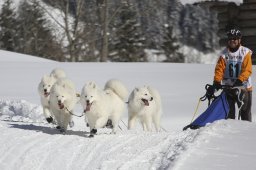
[213,81,221,90]
[46,116,53,123]
[206,82,221,98]
[206,85,215,97]
[233,79,243,87]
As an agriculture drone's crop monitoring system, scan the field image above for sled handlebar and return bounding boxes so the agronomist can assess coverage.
[205,84,245,91]
[204,84,237,90]
[202,84,245,104]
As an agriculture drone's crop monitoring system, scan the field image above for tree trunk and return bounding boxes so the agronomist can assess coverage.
[100,0,108,62]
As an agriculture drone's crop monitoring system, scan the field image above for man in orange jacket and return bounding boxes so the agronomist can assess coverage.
[207,28,252,121]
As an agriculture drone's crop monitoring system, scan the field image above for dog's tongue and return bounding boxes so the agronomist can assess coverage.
[58,103,64,109]
[142,99,149,106]
[44,92,49,97]
[85,103,91,112]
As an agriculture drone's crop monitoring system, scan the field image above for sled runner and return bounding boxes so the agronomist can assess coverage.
[183,84,244,130]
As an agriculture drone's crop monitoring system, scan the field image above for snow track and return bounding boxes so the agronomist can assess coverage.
[6,99,254,170]
[0,100,204,170]
[0,120,201,170]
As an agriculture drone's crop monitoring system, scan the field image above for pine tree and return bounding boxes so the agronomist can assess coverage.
[0,0,18,51]
[110,2,145,62]
[180,4,219,53]
[162,25,184,62]
[16,0,63,60]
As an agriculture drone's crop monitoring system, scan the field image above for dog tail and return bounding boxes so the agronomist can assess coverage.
[50,68,66,80]
[105,79,128,101]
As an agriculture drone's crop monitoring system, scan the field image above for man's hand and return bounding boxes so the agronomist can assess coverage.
[206,82,221,98]
[233,79,243,87]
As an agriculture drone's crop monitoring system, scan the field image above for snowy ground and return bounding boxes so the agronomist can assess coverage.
[180,0,243,5]
[0,50,256,170]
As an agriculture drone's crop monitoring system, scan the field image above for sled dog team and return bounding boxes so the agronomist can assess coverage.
[38,68,162,136]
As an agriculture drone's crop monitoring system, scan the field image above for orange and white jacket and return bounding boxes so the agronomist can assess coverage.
[214,45,253,91]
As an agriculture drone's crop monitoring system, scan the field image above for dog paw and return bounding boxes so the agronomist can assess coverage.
[88,134,94,138]
[46,117,53,123]
[105,119,113,129]
[59,128,66,134]
[90,129,97,135]
[88,129,97,138]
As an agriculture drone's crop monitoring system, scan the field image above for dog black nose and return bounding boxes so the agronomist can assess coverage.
[44,89,47,92]
[150,97,153,101]
[58,100,61,104]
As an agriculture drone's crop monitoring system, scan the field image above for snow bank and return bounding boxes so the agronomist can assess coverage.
[180,0,243,5]
[0,99,45,123]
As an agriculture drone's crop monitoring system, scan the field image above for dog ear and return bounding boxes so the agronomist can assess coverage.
[146,85,151,90]
[135,87,139,92]
[87,81,97,89]
[143,85,150,89]
[93,83,96,89]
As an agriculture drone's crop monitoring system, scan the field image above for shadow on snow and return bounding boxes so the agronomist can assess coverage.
[6,121,89,137]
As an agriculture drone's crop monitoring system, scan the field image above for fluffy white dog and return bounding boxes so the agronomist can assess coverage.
[38,75,56,123]
[49,78,77,133]
[127,86,162,132]
[38,68,66,123]
[80,79,128,137]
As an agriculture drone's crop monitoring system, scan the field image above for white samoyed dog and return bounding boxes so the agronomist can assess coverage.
[38,75,57,123]
[49,78,78,133]
[127,86,162,132]
[80,79,128,137]
[38,68,66,123]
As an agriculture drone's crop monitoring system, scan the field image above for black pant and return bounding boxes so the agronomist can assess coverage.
[226,90,252,121]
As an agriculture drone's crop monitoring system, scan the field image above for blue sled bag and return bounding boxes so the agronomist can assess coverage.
[183,92,229,130]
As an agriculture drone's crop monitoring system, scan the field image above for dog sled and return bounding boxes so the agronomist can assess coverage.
[183,84,245,130]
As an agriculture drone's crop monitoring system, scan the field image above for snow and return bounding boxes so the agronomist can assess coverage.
[0,50,54,62]
[0,50,256,170]
[180,0,243,5]
[0,0,245,8]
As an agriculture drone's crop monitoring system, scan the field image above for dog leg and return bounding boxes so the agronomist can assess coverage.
[95,117,108,129]
[144,116,152,132]
[141,121,147,131]
[128,115,137,130]
[53,111,61,129]
[62,113,71,131]
[153,114,161,132]
[69,119,74,128]
[84,116,90,127]
[43,107,52,119]
[110,119,119,134]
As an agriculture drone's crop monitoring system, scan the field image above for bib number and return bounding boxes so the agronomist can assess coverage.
[228,63,240,78]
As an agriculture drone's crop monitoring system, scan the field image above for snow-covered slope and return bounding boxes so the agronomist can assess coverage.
[0,50,256,170]
[0,50,54,62]
[180,0,243,5]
